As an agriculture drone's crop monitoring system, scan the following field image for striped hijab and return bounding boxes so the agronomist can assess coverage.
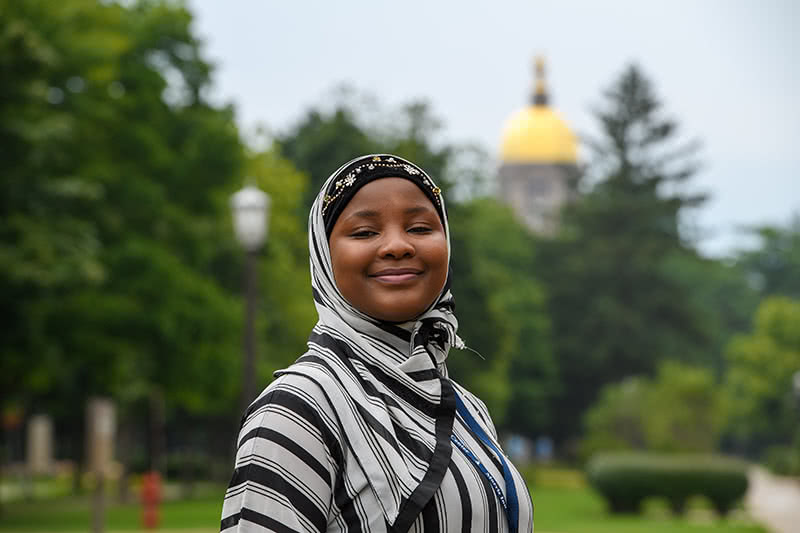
[277,154,463,530]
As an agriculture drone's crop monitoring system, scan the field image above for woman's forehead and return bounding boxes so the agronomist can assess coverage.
[339,178,438,217]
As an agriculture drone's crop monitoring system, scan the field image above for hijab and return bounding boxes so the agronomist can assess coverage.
[275,154,464,531]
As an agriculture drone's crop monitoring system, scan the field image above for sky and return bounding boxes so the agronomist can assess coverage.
[187,0,798,257]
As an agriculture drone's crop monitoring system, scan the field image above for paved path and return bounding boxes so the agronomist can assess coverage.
[746,467,800,533]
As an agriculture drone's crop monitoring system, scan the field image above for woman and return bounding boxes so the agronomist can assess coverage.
[221,154,534,532]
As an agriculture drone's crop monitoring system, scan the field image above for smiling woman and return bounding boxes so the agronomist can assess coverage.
[220,155,534,532]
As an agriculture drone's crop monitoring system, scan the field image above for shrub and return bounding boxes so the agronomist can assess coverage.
[764,444,800,476]
[581,363,726,462]
[586,452,749,516]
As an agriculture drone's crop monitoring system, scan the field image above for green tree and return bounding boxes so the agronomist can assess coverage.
[277,92,455,213]
[243,149,317,380]
[537,64,710,444]
[0,0,313,476]
[724,297,800,453]
[448,199,556,431]
[661,253,759,374]
[737,216,800,299]
[582,361,726,458]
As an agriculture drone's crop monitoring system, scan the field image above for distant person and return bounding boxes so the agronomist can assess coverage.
[221,154,533,532]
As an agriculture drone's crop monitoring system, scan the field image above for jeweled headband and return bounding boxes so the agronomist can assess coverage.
[322,154,445,237]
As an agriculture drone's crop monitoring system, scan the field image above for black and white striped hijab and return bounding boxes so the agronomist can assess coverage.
[277,154,464,530]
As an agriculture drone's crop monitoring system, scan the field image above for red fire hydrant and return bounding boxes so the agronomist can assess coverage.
[141,470,162,529]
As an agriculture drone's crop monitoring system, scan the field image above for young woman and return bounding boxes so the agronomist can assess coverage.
[221,155,534,532]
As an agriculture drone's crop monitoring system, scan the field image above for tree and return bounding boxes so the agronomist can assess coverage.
[724,297,800,453]
[582,361,726,458]
[536,64,710,445]
[660,253,759,374]
[277,92,455,215]
[737,216,800,300]
[448,199,556,431]
[0,0,313,476]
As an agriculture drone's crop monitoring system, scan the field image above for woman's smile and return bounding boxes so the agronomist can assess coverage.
[369,267,423,284]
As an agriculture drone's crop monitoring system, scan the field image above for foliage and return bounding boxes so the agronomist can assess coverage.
[660,253,758,374]
[737,216,800,299]
[243,149,316,379]
[448,199,556,430]
[642,362,727,452]
[277,91,462,213]
[581,361,726,459]
[0,0,316,480]
[536,64,711,444]
[763,441,800,476]
[586,452,749,516]
[723,297,800,453]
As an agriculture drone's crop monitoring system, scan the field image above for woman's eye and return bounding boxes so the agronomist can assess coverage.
[350,230,377,238]
[409,226,433,234]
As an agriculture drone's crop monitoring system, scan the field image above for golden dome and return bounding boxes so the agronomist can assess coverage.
[500,57,578,164]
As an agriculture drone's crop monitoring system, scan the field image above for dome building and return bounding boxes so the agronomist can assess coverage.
[497,57,579,235]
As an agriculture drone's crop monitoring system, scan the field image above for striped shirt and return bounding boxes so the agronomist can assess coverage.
[220,343,534,532]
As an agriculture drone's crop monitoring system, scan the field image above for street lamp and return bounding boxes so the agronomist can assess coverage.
[231,184,270,411]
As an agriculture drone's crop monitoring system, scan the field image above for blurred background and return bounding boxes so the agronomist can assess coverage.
[1,0,798,531]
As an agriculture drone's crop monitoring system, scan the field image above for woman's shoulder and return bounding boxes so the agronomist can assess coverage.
[238,363,345,450]
[255,358,342,413]
[270,351,347,398]
[239,356,340,427]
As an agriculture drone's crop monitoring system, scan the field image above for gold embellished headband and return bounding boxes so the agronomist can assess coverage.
[321,155,442,216]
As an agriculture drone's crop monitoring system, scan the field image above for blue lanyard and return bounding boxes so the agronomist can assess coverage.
[452,391,519,533]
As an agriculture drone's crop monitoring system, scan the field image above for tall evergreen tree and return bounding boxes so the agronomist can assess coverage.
[537,65,710,445]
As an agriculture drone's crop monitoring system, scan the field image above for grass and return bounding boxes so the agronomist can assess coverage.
[0,487,222,533]
[0,470,768,533]
[532,485,765,533]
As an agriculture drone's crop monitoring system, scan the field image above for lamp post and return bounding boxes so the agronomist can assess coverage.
[231,184,270,411]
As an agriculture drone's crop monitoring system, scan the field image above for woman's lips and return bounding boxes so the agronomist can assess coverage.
[370,268,422,284]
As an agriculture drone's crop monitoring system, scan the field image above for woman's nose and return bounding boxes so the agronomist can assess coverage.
[378,229,414,259]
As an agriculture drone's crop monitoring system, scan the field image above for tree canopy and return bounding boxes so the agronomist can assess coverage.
[535,65,714,444]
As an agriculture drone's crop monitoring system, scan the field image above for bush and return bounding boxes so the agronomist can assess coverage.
[764,444,800,476]
[581,363,726,462]
[586,452,749,516]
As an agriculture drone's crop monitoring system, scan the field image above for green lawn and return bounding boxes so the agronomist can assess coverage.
[0,478,767,533]
[0,492,222,533]
[532,485,765,533]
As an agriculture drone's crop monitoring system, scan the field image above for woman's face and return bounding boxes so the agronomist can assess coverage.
[329,178,448,323]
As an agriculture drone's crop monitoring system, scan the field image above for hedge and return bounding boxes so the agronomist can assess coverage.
[586,452,749,515]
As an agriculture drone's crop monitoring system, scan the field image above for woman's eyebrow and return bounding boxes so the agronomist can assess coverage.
[405,205,432,215]
[350,209,380,219]
[349,205,432,219]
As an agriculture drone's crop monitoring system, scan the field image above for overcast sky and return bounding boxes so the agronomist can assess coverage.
[188,0,798,257]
